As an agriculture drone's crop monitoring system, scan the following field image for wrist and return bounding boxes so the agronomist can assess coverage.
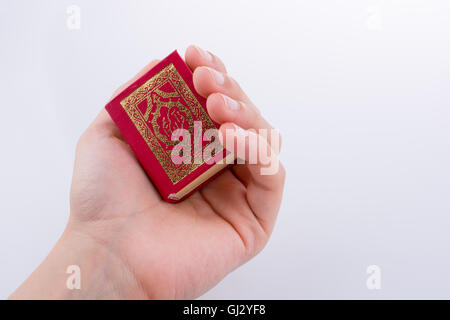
[10,224,146,299]
[58,226,145,299]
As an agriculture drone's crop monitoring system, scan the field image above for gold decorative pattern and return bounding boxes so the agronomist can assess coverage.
[120,63,219,184]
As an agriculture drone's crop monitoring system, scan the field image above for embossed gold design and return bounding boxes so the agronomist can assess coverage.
[120,63,220,184]
[150,93,194,146]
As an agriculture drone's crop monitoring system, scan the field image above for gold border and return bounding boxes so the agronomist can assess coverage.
[120,63,218,184]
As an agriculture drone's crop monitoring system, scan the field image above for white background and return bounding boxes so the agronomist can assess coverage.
[1,0,450,299]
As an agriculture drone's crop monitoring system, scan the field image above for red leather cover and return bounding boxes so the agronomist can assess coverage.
[105,51,228,202]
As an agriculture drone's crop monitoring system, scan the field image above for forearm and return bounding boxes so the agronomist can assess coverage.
[9,227,145,300]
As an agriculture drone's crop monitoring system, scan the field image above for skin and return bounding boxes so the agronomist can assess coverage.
[9,46,286,299]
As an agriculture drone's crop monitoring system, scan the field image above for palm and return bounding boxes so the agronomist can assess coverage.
[71,124,255,298]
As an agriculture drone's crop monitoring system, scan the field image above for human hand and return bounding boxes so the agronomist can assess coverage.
[10,46,285,299]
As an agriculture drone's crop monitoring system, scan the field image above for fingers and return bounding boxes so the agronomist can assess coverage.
[185,45,227,74]
[188,46,280,148]
[206,93,276,145]
[219,123,285,234]
[187,46,284,233]
[193,66,249,102]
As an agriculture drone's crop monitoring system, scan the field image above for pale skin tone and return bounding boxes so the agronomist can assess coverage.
[9,46,285,299]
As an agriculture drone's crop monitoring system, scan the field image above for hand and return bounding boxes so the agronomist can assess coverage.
[10,46,285,299]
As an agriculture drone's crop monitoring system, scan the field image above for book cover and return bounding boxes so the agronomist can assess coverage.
[105,50,231,202]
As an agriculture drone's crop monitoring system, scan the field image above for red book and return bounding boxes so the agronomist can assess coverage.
[105,51,232,202]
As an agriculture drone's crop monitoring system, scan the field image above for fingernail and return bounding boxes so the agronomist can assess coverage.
[208,68,225,86]
[222,94,240,111]
[195,45,212,62]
